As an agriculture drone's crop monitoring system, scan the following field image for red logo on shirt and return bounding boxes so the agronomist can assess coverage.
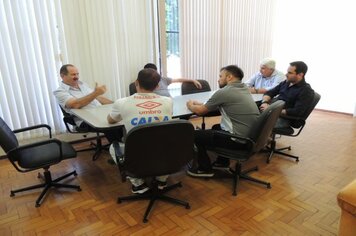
[136,101,162,110]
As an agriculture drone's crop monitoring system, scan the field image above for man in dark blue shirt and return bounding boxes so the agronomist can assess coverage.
[259,61,314,128]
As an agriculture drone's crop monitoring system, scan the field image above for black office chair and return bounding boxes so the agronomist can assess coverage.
[207,101,285,196]
[0,117,81,207]
[129,82,137,95]
[115,120,195,223]
[181,79,220,128]
[181,79,211,95]
[58,105,106,161]
[265,92,321,163]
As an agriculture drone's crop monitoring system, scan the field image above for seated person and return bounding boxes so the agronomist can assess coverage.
[186,65,260,176]
[53,64,123,143]
[107,68,173,194]
[143,63,202,97]
[260,61,314,128]
[245,58,285,94]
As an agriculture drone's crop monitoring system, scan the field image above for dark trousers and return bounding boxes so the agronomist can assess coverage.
[79,122,123,143]
[194,124,246,171]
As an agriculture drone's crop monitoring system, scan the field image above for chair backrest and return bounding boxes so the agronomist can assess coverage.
[290,91,321,128]
[129,82,137,95]
[302,91,321,120]
[59,105,76,126]
[248,101,285,152]
[181,79,211,95]
[0,117,19,153]
[123,120,195,178]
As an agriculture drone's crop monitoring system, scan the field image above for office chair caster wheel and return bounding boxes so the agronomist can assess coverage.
[296,157,300,162]
[37,173,41,178]
[10,191,15,197]
[117,198,122,204]
[73,171,78,176]
[35,203,41,208]
[143,218,148,223]
[267,183,271,189]
[77,187,82,192]
[178,182,183,188]
[185,204,191,209]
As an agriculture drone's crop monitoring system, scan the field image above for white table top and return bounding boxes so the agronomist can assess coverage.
[71,91,263,130]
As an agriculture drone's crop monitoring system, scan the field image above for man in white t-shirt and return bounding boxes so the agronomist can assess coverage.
[107,68,173,194]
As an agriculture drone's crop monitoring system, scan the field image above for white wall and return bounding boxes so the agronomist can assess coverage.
[272,0,356,114]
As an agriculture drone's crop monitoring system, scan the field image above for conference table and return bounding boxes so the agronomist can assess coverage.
[71,91,263,130]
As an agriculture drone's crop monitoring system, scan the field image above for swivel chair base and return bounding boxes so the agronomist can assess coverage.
[214,162,271,196]
[264,140,299,163]
[10,168,81,207]
[117,181,190,223]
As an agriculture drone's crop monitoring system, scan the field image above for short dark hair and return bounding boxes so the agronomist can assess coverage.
[60,64,74,76]
[221,65,244,80]
[143,63,158,71]
[290,61,308,77]
[137,68,161,91]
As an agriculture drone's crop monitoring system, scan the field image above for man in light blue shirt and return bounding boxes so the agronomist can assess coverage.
[245,58,286,94]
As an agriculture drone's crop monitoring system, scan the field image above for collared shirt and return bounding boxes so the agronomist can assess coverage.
[245,69,286,90]
[53,81,101,126]
[204,81,259,136]
[264,79,314,117]
[154,76,172,97]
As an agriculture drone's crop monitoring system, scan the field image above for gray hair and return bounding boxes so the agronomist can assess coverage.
[260,58,276,69]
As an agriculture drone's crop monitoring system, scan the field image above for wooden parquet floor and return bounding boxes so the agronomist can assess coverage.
[0,110,355,235]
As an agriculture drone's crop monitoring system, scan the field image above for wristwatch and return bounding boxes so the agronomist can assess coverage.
[261,100,269,104]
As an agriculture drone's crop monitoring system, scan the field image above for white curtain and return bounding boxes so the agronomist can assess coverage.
[0,0,157,139]
[0,0,63,139]
[180,0,276,90]
[272,0,356,114]
[59,0,156,101]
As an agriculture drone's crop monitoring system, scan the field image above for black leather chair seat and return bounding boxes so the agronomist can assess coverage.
[273,127,294,135]
[16,141,76,169]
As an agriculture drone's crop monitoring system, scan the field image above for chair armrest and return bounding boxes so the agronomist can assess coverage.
[13,124,52,138]
[279,114,306,129]
[8,139,63,172]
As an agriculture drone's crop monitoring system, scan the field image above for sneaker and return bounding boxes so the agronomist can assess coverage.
[157,180,167,190]
[187,168,214,177]
[131,183,149,194]
[212,161,230,170]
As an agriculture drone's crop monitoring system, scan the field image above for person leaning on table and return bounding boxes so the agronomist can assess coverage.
[143,63,203,97]
[107,68,173,194]
[245,58,286,95]
[53,64,123,143]
[186,65,260,177]
[259,61,314,129]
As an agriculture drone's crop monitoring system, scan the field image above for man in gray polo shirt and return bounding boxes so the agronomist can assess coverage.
[186,65,259,177]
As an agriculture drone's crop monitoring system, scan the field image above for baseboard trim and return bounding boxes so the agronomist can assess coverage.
[314,109,353,117]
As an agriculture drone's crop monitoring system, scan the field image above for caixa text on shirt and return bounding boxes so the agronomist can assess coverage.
[131,116,170,126]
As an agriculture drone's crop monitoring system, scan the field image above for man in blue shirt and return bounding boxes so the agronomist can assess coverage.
[245,58,285,94]
[260,61,314,128]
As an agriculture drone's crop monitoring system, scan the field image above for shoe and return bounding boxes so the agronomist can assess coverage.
[131,183,149,194]
[212,161,230,170]
[156,180,167,190]
[187,168,214,177]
